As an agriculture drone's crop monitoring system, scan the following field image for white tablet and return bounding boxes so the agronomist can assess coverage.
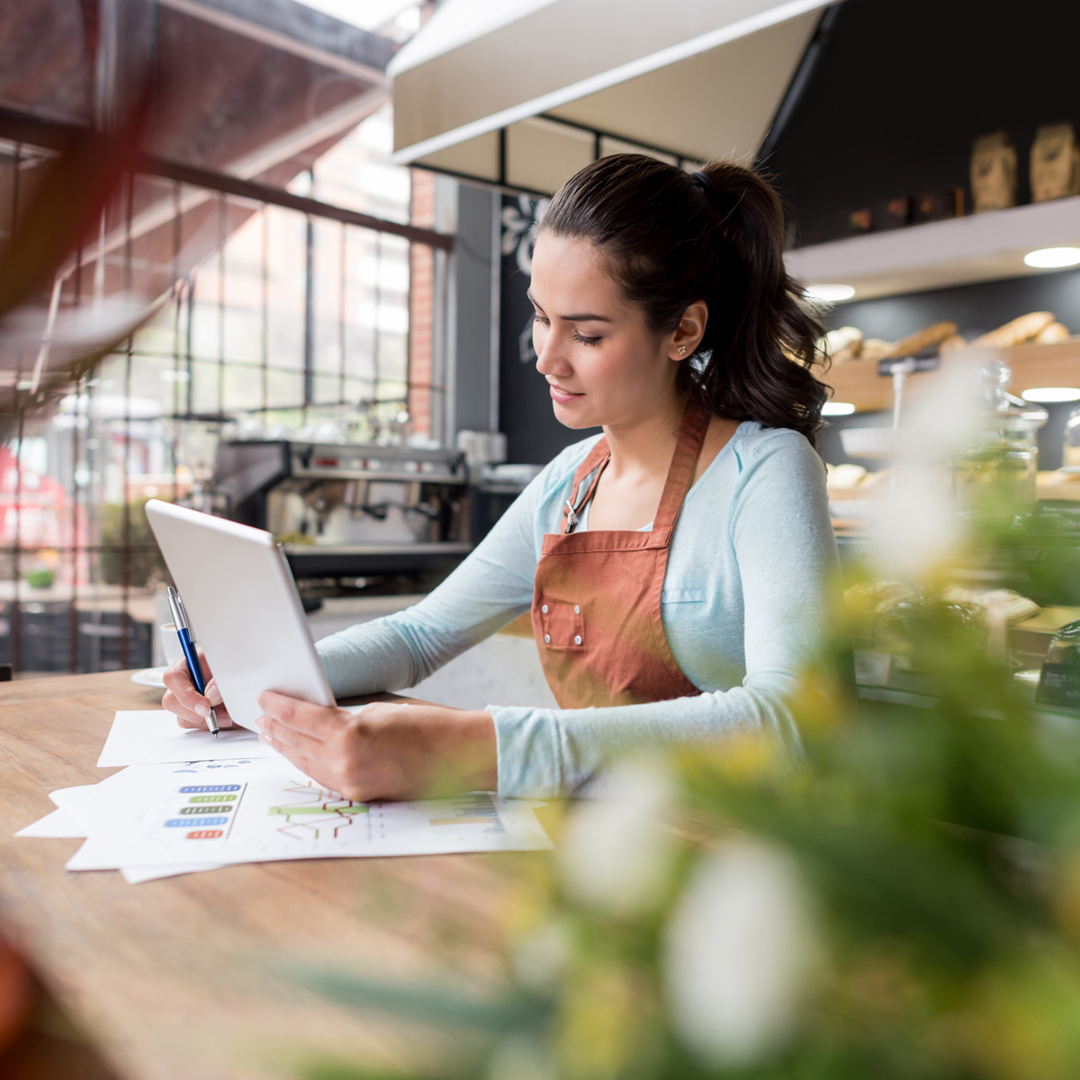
[144,499,335,729]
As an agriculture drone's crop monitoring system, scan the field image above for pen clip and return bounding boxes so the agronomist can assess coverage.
[166,586,188,632]
[174,595,191,634]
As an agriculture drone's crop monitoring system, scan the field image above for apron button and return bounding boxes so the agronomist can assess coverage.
[574,635,582,645]
[544,634,551,643]
[542,604,548,614]
[574,605,580,614]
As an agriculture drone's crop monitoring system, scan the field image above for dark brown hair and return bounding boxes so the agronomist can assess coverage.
[538,154,829,441]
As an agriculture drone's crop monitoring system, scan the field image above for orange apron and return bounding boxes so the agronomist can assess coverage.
[531,402,709,709]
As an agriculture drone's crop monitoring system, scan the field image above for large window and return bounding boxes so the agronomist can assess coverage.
[0,106,447,674]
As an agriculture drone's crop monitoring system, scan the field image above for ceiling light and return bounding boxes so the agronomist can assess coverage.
[805,283,856,302]
[1020,387,1080,403]
[822,401,857,416]
[1023,247,1080,269]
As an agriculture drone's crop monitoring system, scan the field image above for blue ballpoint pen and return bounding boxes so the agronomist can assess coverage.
[166,585,219,737]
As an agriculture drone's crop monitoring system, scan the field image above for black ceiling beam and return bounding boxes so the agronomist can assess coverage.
[755,2,844,169]
[144,157,453,250]
[0,105,453,252]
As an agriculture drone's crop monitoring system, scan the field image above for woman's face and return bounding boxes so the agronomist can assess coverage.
[529,233,690,431]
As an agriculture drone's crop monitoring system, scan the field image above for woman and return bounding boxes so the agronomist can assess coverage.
[163,154,838,801]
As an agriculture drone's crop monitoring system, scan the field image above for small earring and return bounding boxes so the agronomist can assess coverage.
[677,346,687,356]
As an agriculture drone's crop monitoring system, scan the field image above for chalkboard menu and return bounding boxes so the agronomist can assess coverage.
[498,194,600,465]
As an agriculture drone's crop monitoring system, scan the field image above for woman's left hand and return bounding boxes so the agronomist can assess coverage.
[254,692,498,801]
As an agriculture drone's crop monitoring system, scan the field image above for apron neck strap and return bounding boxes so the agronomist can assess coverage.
[561,440,610,534]
[653,401,710,532]
[559,400,711,535]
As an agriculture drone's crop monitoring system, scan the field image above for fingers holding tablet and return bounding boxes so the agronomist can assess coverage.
[255,693,497,802]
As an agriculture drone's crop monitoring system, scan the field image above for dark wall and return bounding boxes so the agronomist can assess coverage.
[775,0,1080,470]
[454,183,497,433]
[497,0,1080,465]
[826,268,1080,340]
[498,193,600,464]
[769,0,1080,246]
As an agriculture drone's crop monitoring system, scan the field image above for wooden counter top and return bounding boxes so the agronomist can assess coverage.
[0,671,550,1080]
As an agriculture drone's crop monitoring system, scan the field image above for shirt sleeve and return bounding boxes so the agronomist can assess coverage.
[315,457,563,698]
[490,431,839,798]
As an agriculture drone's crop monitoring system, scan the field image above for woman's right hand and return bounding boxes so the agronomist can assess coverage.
[161,651,235,730]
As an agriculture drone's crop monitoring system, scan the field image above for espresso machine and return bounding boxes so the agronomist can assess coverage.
[212,440,471,586]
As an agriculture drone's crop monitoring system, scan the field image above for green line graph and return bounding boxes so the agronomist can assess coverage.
[268,781,369,840]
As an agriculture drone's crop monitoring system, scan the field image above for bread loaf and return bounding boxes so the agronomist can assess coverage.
[860,339,893,361]
[830,341,864,365]
[879,321,959,360]
[974,311,1056,348]
[820,325,862,354]
[1035,321,1070,344]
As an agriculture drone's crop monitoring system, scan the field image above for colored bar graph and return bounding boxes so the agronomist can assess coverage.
[427,794,505,833]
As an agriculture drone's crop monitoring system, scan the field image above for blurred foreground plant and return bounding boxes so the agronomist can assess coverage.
[0,93,154,441]
[297,418,1080,1080]
[298,614,1080,1080]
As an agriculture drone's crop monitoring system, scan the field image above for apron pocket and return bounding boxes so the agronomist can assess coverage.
[538,599,586,650]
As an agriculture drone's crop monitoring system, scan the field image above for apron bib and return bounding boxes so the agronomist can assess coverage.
[531,402,710,709]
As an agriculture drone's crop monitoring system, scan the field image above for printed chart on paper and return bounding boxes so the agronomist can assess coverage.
[68,759,551,870]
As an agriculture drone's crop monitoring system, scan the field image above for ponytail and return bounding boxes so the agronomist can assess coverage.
[539,155,829,442]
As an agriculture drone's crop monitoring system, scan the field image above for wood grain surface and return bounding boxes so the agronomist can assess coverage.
[0,672,552,1080]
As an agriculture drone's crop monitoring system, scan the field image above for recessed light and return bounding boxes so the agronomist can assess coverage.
[1020,387,1080,403]
[805,283,856,302]
[822,401,857,416]
[1023,247,1080,269]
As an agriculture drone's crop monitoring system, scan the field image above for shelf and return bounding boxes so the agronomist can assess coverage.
[784,195,1080,300]
[827,339,1080,413]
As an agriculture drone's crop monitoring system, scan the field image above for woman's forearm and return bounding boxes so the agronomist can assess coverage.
[489,676,800,798]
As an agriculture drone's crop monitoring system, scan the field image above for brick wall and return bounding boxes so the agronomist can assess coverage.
[409,169,436,438]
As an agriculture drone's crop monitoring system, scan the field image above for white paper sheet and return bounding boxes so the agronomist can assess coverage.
[96,705,367,769]
[66,758,552,872]
[13,780,203,882]
[51,774,135,823]
[15,806,86,838]
[119,862,224,884]
[35,774,214,881]
[97,710,277,767]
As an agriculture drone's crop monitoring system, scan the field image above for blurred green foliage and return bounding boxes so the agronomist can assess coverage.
[25,568,54,589]
[296,480,1080,1080]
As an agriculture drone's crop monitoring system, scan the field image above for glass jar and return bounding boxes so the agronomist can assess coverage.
[1045,618,1080,666]
[947,360,1047,513]
[1063,405,1080,469]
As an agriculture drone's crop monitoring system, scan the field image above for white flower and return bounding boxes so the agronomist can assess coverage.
[558,760,675,916]
[663,840,816,1066]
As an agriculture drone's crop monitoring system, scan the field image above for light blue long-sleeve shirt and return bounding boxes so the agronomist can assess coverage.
[316,421,839,798]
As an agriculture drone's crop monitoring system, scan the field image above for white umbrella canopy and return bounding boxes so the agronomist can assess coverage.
[389,0,831,193]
